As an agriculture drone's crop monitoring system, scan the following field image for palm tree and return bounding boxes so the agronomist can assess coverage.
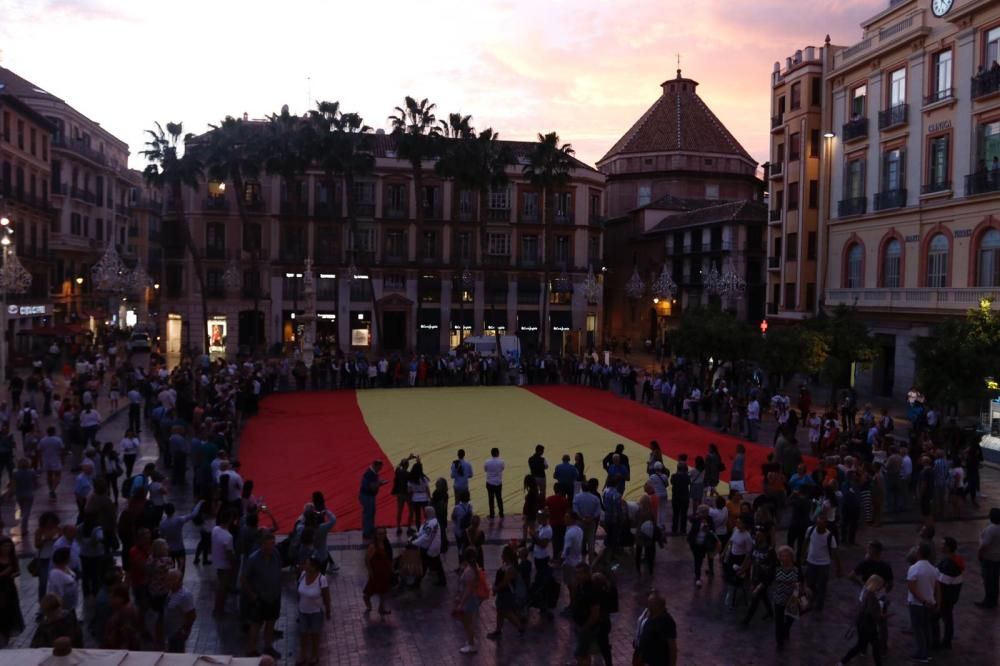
[523,132,575,354]
[389,97,439,352]
[141,121,208,352]
[439,112,474,139]
[201,115,264,355]
[264,105,310,217]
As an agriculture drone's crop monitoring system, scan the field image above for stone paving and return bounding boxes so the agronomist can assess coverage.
[3,382,1000,665]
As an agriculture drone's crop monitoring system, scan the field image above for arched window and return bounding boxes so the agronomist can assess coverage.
[926,233,949,288]
[978,228,1000,287]
[846,243,863,288]
[882,239,901,288]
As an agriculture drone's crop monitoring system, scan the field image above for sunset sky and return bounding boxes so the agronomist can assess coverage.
[0,0,882,169]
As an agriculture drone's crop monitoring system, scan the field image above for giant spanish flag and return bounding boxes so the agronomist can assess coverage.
[240,385,771,533]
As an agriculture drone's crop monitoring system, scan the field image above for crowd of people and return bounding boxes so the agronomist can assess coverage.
[0,338,997,666]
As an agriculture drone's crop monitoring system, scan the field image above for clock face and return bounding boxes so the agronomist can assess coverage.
[932,0,953,17]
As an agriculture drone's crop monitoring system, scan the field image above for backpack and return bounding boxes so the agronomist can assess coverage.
[474,567,490,600]
[121,474,140,499]
[806,526,835,553]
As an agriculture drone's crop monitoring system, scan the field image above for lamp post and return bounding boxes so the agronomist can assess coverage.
[0,216,33,383]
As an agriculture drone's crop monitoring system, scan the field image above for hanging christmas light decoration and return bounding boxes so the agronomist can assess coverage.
[581,265,600,303]
[90,243,130,293]
[651,265,677,299]
[221,257,242,292]
[624,265,645,300]
[705,257,746,298]
[0,246,33,294]
[129,258,154,294]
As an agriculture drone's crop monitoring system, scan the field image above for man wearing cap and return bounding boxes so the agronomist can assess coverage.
[359,460,387,541]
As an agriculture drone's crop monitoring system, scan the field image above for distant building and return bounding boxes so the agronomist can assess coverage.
[598,70,765,350]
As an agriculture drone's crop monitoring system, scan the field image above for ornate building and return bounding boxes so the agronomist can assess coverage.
[599,70,766,349]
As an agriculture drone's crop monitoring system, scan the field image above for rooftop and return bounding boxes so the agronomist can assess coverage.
[645,199,767,234]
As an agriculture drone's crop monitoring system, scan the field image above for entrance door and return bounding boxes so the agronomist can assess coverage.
[166,316,182,354]
[382,311,406,351]
[238,310,266,353]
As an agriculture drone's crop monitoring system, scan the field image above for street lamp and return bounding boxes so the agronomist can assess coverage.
[0,220,33,382]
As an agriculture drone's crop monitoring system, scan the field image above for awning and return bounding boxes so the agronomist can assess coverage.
[24,323,90,337]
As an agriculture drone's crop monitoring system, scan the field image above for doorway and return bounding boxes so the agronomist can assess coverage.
[382,311,406,351]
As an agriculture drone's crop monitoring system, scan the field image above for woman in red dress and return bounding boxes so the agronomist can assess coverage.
[363,527,393,616]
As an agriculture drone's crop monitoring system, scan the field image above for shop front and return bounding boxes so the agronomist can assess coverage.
[165,313,183,355]
[417,308,440,354]
[282,310,304,344]
[350,310,372,350]
[484,309,507,337]
[550,310,573,354]
[450,309,473,349]
[317,312,338,348]
[516,310,540,354]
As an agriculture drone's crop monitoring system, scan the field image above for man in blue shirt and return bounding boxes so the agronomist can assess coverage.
[554,454,580,498]
[359,460,387,541]
[450,449,473,494]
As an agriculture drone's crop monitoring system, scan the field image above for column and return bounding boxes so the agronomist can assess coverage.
[440,275,453,351]
[473,275,485,336]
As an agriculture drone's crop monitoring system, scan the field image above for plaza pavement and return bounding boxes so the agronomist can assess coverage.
[3,384,1000,665]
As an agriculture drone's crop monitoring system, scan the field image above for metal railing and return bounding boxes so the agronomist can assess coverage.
[51,136,107,166]
[921,181,951,195]
[486,208,511,223]
[355,203,375,218]
[842,118,868,142]
[770,161,783,177]
[768,256,781,269]
[966,171,1000,196]
[972,70,1000,99]
[771,115,783,129]
[878,104,908,130]
[71,187,95,204]
[384,206,407,219]
[826,287,1000,311]
[924,88,953,105]
[873,188,907,211]
[204,197,228,211]
[838,196,867,217]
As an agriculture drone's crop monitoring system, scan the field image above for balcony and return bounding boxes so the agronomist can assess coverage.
[924,88,953,106]
[966,171,1000,196]
[554,212,575,225]
[383,253,407,266]
[204,285,226,299]
[485,254,511,266]
[769,161,783,177]
[842,118,868,143]
[279,200,309,216]
[486,208,511,223]
[877,104,908,130]
[826,287,1000,313]
[205,246,226,260]
[455,208,477,223]
[921,180,951,195]
[767,302,779,315]
[244,197,266,213]
[314,201,342,218]
[769,209,781,222]
[972,69,1000,100]
[51,182,68,196]
[51,135,107,166]
[519,211,540,224]
[279,248,307,263]
[589,214,606,228]
[0,183,49,210]
[204,196,228,212]
[520,256,540,268]
[422,204,444,221]
[70,187,95,204]
[837,196,867,217]
[873,188,906,211]
[832,11,929,72]
[683,241,735,253]
[771,115,783,130]
[767,256,781,270]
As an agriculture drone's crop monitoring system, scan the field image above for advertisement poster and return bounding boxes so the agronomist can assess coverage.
[208,317,227,353]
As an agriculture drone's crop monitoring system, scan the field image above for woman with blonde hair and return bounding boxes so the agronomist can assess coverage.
[837,574,886,666]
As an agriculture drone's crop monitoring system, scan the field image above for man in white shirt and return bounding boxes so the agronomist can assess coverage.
[212,512,236,615]
[483,448,505,521]
[804,516,840,611]
[906,541,938,662]
[531,510,553,617]
[746,397,761,441]
[411,506,445,586]
[559,512,584,609]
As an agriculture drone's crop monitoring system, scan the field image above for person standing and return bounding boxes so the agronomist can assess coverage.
[770,545,804,650]
[391,455,414,534]
[670,463,691,535]
[363,528,392,615]
[359,459,387,541]
[849,540,893,654]
[906,541,939,663]
[13,457,36,537]
[211,510,236,615]
[572,479,601,563]
[633,589,678,666]
[0,536,24,648]
[746,395,760,442]
[453,547,483,655]
[804,516,840,611]
[297,556,330,664]
[975,507,1000,609]
[163,570,196,653]
[648,462,670,530]
[836,574,886,666]
[450,448,473,496]
[528,445,548,496]
[411,506,445,586]
[46,547,79,617]
[484,448,505,520]
[554,454,579,499]
[126,386,142,434]
[934,536,964,650]
[241,533,282,659]
[37,427,64,500]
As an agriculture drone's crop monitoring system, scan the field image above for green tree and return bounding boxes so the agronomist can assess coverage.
[913,303,1000,410]
[523,132,575,353]
[264,105,310,214]
[762,326,829,388]
[669,306,759,386]
[141,122,208,352]
[807,305,875,403]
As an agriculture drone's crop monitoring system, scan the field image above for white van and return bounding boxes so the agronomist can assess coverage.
[461,335,521,361]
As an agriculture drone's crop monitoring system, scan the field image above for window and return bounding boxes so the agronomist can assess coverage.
[353,181,375,204]
[772,235,782,258]
[888,68,906,108]
[206,222,226,257]
[243,222,262,252]
[589,193,601,217]
[555,235,570,263]
[926,233,948,287]
[454,231,472,263]
[384,274,406,291]
[555,192,572,219]
[975,121,1000,169]
[807,231,817,260]
[348,227,375,252]
[787,181,799,211]
[588,235,600,263]
[774,189,784,212]
[928,135,949,189]
[487,232,510,256]
[387,183,406,213]
[882,239,901,288]
[846,243,863,288]
[315,225,337,263]
[786,233,798,261]
[30,128,36,156]
[850,84,867,118]
[987,26,1000,68]
[1,112,8,142]
[70,213,81,235]
[932,50,952,99]
[789,133,801,161]
[808,180,819,209]
[457,189,475,217]
[384,230,406,259]
[420,231,437,260]
[977,229,1000,286]
[16,120,24,150]
[784,283,796,308]
[776,143,785,163]
[206,269,224,295]
[846,158,865,199]
[521,234,539,263]
[422,185,439,215]
[96,217,104,241]
[882,148,905,191]
[790,82,801,110]
[637,184,651,207]
[489,186,510,210]
[811,76,822,106]
[805,283,816,311]
[704,183,720,200]
[809,129,820,158]
[523,191,539,218]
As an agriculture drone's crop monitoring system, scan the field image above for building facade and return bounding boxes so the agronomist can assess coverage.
[159,131,605,357]
[769,0,1000,400]
[0,66,134,330]
[767,46,831,320]
[599,71,765,346]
